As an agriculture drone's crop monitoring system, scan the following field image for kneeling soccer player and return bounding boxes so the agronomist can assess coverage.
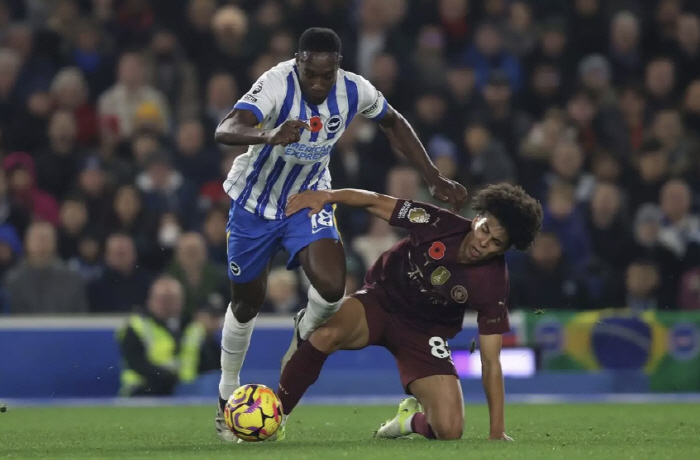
[275,183,542,441]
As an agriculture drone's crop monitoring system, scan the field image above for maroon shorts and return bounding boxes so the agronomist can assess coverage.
[351,287,458,394]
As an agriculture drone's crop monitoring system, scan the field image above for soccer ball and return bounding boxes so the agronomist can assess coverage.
[223,384,283,442]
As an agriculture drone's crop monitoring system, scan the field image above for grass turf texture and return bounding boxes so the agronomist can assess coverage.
[1,404,699,459]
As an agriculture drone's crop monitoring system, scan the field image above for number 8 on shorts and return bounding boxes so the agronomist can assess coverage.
[429,337,451,359]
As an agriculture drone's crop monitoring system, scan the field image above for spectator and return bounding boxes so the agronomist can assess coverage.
[202,72,238,144]
[541,140,595,203]
[36,110,83,200]
[0,223,21,280]
[166,232,227,324]
[625,260,661,312]
[201,204,227,267]
[657,179,700,259]
[98,51,169,139]
[106,184,152,259]
[644,56,676,115]
[116,275,215,396]
[510,231,589,310]
[651,108,697,176]
[4,221,88,313]
[2,151,59,226]
[74,155,111,231]
[627,138,670,214]
[261,267,303,315]
[541,181,592,274]
[49,67,98,147]
[0,165,30,238]
[65,20,115,100]
[608,11,642,87]
[57,195,89,260]
[586,182,634,272]
[682,79,700,136]
[462,123,515,193]
[66,230,103,284]
[470,70,531,160]
[352,216,400,270]
[143,29,200,122]
[88,232,152,313]
[173,119,220,189]
[94,114,135,187]
[461,22,522,92]
[673,14,700,90]
[136,152,198,227]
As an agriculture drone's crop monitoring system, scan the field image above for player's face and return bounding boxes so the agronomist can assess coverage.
[296,52,339,105]
[463,213,509,262]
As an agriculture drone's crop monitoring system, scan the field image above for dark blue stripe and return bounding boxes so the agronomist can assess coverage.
[298,162,322,192]
[307,103,320,142]
[370,99,389,120]
[298,98,307,140]
[255,157,286,215]
[344,77,358,129]
[311,167,327,190]
[237,145,272,206]
[233,102,264,123]
[275,164,305,219]
[325,85,340,140]
[237,72,295,208]
[275,72,296,127]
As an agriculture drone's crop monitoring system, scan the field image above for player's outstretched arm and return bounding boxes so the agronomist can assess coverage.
[286,189,397,222]
[479,333,514,441]
[215,109,311,146]
[378,107,468,211]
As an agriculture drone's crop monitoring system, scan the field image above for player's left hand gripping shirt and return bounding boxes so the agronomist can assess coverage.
[223,59,388,220]
[364,200,511,338]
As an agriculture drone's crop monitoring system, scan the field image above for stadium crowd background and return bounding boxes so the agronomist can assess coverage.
[1,0,700,322]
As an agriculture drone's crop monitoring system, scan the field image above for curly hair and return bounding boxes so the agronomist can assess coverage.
[471,183,543,251]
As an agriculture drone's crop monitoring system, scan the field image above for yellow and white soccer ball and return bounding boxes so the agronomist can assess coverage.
[223,384,283,442]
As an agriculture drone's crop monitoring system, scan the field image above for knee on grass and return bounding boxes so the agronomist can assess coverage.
[431,419,464,441]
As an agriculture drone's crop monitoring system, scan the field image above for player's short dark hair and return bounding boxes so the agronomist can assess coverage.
[298,28,341,55]
[471,183,543,251]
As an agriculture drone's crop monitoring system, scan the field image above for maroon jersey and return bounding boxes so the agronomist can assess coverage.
[363,200,510,338]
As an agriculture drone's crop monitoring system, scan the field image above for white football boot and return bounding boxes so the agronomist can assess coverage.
[374,397,422,439]
[280,309,306,375]
[215,396,237,442]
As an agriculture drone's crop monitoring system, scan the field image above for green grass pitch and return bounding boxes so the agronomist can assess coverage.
[2,404,700,459]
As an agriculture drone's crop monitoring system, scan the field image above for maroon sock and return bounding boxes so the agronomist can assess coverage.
[411,412,436,439]
[277,341,329,415]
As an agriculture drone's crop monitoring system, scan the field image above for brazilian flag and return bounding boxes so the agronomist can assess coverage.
[525,309,700,391]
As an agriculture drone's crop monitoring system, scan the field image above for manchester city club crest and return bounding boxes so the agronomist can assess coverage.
[430,266,451,285]
[408,207,430,223]
[450,285,468,303]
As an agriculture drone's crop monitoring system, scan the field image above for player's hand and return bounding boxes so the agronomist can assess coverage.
[286,190,329,217]
[426,174,468,212]
[265,119,312,146]
[489,432,514,441]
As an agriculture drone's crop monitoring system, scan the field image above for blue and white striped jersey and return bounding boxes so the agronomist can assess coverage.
[223,59,388,220]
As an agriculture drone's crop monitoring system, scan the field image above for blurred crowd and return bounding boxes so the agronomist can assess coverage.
[2,0,700,320]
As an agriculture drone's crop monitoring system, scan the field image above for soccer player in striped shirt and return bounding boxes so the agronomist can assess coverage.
[213,27,467,441]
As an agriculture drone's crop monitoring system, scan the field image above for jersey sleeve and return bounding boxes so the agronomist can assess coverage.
[475,264,511,335]
[389,199,468,241]
[354,74,388,121]
[233,70,284,124]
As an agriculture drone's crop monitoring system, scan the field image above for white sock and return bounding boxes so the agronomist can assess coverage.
[219,306,256,399]
[403,414,416,433]
[298,285,344,340]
